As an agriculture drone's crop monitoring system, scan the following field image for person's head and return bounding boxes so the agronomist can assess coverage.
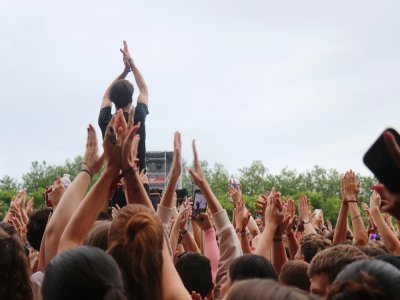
[220,254,277,297]
[375,254,400,271]
[108,204,164,300]
[279,260,310,291]
[224,278,316,300]
[300,233,331,263]
[26,206,52,251]
[175,252,213,298]
[84,220,111,251]
[41,246,125,300]
[327,259,400,300]
[0,223,33,300]
[358,245,387,258]
[308,244,368,297]
[109,80,134,109]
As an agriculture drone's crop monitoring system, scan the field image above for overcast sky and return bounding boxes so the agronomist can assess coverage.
[1,0,399,181]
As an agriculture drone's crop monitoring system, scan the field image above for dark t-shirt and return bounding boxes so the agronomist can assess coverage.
[98,103,149,172]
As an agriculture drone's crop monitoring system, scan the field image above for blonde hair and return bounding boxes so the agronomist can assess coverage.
[108,204,164,300]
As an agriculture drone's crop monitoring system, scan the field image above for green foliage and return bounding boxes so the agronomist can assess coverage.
[0,156,376,226]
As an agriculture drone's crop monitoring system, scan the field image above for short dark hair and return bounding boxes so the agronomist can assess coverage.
[328,259,400,300]
[109,80,134,109]
[300,234,331,263]
[279,260,310,291]
[229,254,277,283]
[175,252,213,298]
[27,206,52,251]
[42,246,125,300]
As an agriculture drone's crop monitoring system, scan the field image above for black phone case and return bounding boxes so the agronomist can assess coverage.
[363,128,400,193]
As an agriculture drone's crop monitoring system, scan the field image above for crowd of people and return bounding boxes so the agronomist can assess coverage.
[1,41,400,300]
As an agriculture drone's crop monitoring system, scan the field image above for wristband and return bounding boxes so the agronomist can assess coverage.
[347,200,358,203]
[351,214,362,220]
[80,169,93,180]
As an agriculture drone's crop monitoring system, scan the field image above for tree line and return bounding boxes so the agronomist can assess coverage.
[0,157,375,223]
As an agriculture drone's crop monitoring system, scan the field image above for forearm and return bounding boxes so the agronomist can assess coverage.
[286,232,299,259]
[254,225,277,261]
[198,182,223,214]
[272,235,288,275]
[371,208,400,255]
[303,223,317,236]
[182,232,200,253]
[130,62,148,94]
[333,203,349,244]
[169,219,180,254]
[160,171,180,208]
[203,228,219,282]
[348,203,368,246]
[124,170,153,209]
[58,170,115,253]
[247,216,261,237]
[237,231,252,254]
[44,172,91,266]
[192,221,202,252]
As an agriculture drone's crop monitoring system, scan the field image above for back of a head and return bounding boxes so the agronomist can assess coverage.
[42,246,125,300]
[300,233,331,263]
[225,278,316,300]
[308,244,369,283]
[0,225,33,300]
[279,260,310,291]
[109,79,134,109]
[175,252,213,298]
[328,259,400,300]
[108,204,164,300]
[229,254,277,283]
[84,220,111,251]
[27,206,52,251]
[376,254,400,271]
[359,245,387,258]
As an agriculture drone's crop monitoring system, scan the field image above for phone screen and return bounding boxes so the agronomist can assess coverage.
[363,128,400,193]
[192,190,207,219]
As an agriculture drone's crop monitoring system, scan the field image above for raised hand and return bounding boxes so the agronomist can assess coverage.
[298,195,311,222]
[82,124,104,177]
[170,132,182,178]
[373,184,400,220]
[193,212,212,231]
[234,200,251,232]
[121,108,141,171]
[120,40,133,65]
[255,194,268,226]
[111,204,121,219]
[284,198,296,234]
[265,188,284,227]
[228,185,243,206]
[341,170,360,203]
[103,115,124,174]
[370,190,381,211]
[189,140,206,188]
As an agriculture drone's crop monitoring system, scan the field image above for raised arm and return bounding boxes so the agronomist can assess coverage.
[120,40,148,106]
[189,140,242,299]
[370,191,400,255]
[343,170,368,246]
[233,200,252,254]
[120,109,152,208]
[41,125,103,268]
[254,188,284,262]
[58,119,120,253]
[298,195,317,237]
[333,176,350,244]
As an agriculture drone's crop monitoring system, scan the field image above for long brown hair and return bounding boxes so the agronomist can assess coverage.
[0,223,33,300]
[108,204,164,300]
